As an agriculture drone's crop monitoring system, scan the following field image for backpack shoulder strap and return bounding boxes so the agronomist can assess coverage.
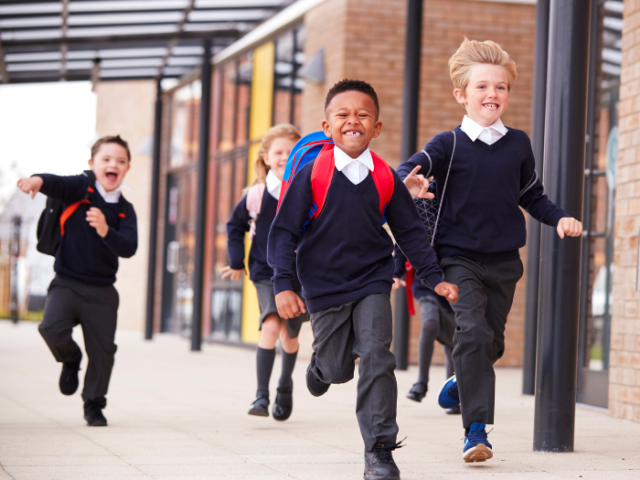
[246,182,266,239]
[60,170,97,235]
[117,194,131,219]
[83,170,96,200]
[305,143,335,228]
[370,151,395,219]
[430,130,457,244]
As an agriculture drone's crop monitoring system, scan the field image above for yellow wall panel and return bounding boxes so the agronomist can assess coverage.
[241,42,275,344]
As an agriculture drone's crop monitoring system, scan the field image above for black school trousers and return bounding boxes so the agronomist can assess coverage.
[39,274,119,403]
[440,256,524,429]
[308,293,398,452]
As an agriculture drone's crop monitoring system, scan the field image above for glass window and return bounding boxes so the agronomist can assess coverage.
[208,51,254,342]
[207,24,304,343]
[582,0,622,373]
[169,81,201,168]
[272,26,305,129]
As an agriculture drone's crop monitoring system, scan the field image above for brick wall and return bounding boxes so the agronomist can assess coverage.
[610,0,640,422]
[95,80,156,332]
[302,0,535,366]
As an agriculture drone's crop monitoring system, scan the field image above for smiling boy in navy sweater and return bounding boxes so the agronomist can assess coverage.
[398,39,582,463]
[268,79,458,480]
[17,135,137,427]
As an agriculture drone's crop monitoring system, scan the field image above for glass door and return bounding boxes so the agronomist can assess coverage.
[161,169,197,335]
[578,0,622,407]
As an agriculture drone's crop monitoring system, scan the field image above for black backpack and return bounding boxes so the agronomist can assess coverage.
[36,171,129,256]
[412,130,457,247]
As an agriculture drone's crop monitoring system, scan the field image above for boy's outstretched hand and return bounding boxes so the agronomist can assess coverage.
[557,217,583,239]
[86,207,109,237]
[434,281,459,303]
[17,176,43,199]
[220,266,246,281]
[403,166,435,199]
[276,290,306,319]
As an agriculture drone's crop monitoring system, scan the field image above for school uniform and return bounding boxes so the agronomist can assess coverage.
[226,170,308,338]
[397,116,569,428]
[36,173,137,406]
[268,146,444,451]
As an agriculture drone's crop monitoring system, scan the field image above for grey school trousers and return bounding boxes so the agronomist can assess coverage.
[308,294,398,452]
[440,256,524,428]
[39,275,119,404]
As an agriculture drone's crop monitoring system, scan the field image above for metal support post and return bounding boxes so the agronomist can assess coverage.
[145,79,163,340]
[394,288,410,370]
[533,0,591,452]
[9,215,21,323]
[191,39,212,352]
[523,0,550,396]
[395,0,423,370]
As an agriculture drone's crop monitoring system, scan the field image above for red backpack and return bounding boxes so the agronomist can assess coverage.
[278,131,395,229]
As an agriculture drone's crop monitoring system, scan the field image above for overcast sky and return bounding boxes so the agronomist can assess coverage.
[0,81,97,210]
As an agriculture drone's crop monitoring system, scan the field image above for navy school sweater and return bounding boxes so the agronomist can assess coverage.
[267,161,444,314]
[36,173,138,285]
[226,190,301,291]
[393,245,452,312]
[397,127,569,263]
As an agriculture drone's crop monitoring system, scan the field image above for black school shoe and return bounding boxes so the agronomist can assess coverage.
[364,441,403,480]
[248,395,270,417]
[84,399,107,427]
[405,382,427,403]
[59,360,81,396]
[306,363,330,397]
[272,385,293,421]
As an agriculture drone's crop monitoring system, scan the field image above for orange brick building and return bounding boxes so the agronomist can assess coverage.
[611,0,640,422]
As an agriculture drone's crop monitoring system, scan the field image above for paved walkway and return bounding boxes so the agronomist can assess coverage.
[0,320,639,480]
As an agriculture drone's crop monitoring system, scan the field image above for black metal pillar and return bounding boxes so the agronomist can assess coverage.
[394,0,423,371]
[523,0,550,396]
[191,39,212,352]
[533,0,591,452]
[145,79,163,341]
[9,215,21,324]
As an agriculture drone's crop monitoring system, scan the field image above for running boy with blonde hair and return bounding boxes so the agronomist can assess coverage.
[398,39,582,462]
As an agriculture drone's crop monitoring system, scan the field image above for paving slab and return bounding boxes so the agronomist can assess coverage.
[0,320,639,479]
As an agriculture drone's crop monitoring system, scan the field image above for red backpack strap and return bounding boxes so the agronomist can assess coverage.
[370,151,395,219]
[60,199,89,235]
[305,143,335,227]
[405,260,415,315]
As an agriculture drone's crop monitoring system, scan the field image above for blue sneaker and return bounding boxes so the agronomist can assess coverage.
[463,423,493,463]
[437,375,459,409]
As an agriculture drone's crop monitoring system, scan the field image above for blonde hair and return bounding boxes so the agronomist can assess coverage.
[253,123,301,185]
[448,38,517,93]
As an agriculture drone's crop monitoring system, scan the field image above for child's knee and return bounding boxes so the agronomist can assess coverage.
[319,358,355,384]
[38,322,57,342]
[261,315,280,336]
[422,319,440,337]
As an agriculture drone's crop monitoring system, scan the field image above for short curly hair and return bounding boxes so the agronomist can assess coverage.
[449,38,517,93]
[324,79,380,117]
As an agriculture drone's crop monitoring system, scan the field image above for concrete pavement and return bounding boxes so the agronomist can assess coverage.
[0,319,639,480]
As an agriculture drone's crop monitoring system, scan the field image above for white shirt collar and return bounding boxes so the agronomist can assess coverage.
[95,180,129,204]
[460,115,508,143]
[333,146,374,172]
[265,169,281,200]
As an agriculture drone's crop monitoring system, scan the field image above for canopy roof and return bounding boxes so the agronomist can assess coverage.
[0,0,294,83]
